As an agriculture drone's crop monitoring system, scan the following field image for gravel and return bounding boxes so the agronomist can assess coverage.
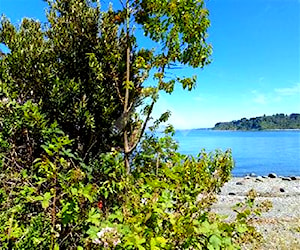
[212,176,300,249]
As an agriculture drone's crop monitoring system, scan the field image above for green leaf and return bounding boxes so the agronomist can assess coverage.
[87,208,101,226]
[150,238,160,250]
[108,210,124,222]
[134,234,146,249]
[199,220,211,234]
[87,225,99,239]
[41,144,54,156]
[41,192,52,209]
[80,184,94,202]
[236,224,248,234]
[209,235,221,249]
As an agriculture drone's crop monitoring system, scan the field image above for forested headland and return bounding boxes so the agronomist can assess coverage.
[213,113,300,130]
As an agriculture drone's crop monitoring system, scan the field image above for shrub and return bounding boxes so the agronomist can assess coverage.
[0,105,269,249]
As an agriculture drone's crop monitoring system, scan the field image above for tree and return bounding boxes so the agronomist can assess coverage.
[106,0,212,171]
[0,0,212,171]
[1,0,122,161]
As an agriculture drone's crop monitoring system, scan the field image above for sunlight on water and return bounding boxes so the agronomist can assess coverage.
[174,130,300,177]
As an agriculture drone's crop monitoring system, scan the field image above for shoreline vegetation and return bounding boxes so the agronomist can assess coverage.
[190,128,300,131]
[212,113,300,131]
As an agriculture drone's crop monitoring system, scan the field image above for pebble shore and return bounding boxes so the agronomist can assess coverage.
[212,174,300,249]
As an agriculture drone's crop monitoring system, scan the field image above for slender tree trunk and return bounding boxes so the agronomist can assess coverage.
[124,0,130,174]
[50,171,57,250]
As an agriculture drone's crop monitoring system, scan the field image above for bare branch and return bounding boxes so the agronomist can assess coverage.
[128,99,155,154]
[83,139,98,162]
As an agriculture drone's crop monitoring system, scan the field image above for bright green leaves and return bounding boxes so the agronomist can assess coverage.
[150,236,167,249]
[41,192,52,209]
[86,207,101,226]
[87,52,104,81]
[123,80,135,90]
[40,136,73,157]
[141,87,157,98]
[0,0,127,160]
[104,146,236,249]
[177,75,197,91]
[0,97,266,249]
[0,16,49,100]
[86,225,100,240]
[54,243,60,250]
[129,0,212,100]
[124,233,146,250]
[134,0,212,67]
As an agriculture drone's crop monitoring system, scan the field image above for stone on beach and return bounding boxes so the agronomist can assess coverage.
[282,177,292,181]
[212,176,300,249]
[268,173,277,178]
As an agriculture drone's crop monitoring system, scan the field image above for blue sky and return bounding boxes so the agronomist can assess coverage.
[1,0,299,129]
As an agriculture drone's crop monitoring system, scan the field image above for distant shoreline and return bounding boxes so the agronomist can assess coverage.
[213,113,300,131]
[211,128,300,132]
[177,128,300,132]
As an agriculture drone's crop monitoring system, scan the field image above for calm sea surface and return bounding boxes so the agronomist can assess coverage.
[174,130,300,177]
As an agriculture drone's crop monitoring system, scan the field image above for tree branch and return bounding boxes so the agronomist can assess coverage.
[128,99,155,154]
[123,0,131,174]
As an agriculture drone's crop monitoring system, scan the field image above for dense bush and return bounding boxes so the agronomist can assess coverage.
[0,101,269,249]
[0,103,268,248]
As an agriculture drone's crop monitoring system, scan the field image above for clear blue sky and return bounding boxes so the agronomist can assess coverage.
[1,0,299,129]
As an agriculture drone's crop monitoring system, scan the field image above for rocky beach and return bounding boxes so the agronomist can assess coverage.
[212,174,300,249]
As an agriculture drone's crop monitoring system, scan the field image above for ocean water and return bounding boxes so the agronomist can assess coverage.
[174,130,300,177]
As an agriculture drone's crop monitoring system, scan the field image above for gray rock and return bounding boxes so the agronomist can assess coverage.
[262,176,268,178]
[236,182,243,185]
[249,173,257,177]
[255,177,263,182]
[282,177,292,181]
[268,173,277,178]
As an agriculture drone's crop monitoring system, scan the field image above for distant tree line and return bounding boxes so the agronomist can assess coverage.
[213,113,300,130]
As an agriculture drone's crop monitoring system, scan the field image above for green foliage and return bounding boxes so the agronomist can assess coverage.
[0,0,271,249]
[0,0,133,159]
[83,135,267,249]
[214,113,300,130]
[0,0,213,164]
[0,98,268,249]
[134,0,212,68]
[119,150,235,249]
[0,98,98,248]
